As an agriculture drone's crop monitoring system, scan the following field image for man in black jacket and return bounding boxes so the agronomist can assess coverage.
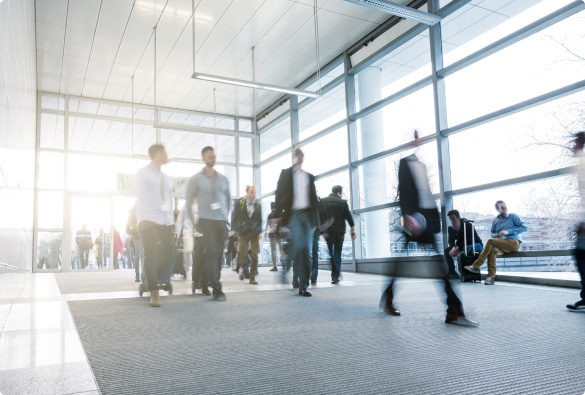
[444,210,483,278]
[275,146,319,297]
[266,202,283,271]
[231,185,262,285]
[380,138,477,327]
[321,185,356,284]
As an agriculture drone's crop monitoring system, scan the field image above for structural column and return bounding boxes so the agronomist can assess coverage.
[357,66,390,258]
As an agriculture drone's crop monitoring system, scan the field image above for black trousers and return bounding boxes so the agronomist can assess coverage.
[138,222,175,292]
[79,248,90,269]
[575,248,585,301]
[192,237,208,289]
[443,247,458,274]
[197,219,226,291]
[381,248,464,316]
[326,232,345,281]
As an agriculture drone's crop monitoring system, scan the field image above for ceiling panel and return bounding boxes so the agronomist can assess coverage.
[67,0,101,31]
[64,27,94,58]
[36,22,65,54]
[96,0,133,37]
[36,0,67,26]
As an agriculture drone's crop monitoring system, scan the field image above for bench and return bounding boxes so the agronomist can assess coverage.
[497,249,573,258]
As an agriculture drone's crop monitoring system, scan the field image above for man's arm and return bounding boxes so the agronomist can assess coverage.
[275,170,286,217]
[185,176,198,225]
[344,201,355,227]
[505,214,528,235]
[230,200,239,234]
[447,227,457,248]
[490,218,498,238]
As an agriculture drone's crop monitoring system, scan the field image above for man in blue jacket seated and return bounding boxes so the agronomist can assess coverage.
[230,185,262,285]
[464,200,527,285]
[444,210,483,279]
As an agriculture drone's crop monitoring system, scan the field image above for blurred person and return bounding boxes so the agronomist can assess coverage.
[113,228,124,270]
[190,199,209,295]
[310,196,334,285]
[568,132,585,312]
[444,210,483,278]
[176,200,196,278]
[231,186,262,285]
[123,234,133,269]
[380,132,478,327]
[266,202,283,271]
[464,200,527,285]
[136,144,175,307]
[173,198,180,223]
[94,229,104,269]
[75,224,93,269]
[126,203,143,282]
[185,146,231,301]
[275,146,319,297]
[321,185,357,284]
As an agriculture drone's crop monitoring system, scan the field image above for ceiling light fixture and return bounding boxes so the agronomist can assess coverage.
[343,0,442,25]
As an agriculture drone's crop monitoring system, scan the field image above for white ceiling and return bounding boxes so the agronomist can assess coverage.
[35,0,399,118]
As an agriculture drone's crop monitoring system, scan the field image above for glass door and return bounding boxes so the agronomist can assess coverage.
[67,195,112,271]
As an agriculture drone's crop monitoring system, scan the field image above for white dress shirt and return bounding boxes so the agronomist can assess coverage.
[292,166,310,210]
[136,163,174,226]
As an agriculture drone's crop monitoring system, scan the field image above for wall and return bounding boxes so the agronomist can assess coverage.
[0,0,36,271]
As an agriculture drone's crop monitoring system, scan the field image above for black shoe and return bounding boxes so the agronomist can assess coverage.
[212,289,227,301]
[331,278,340,284]
[134,275,140,283]
[270,267,278,272]
[383,304,400,316]
[567,300,585,311]
[292,282,299,289]
[299,288,312,297]
[201,288,211,296]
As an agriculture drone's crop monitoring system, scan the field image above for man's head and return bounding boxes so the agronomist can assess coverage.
[202,146,216,168]
[245,185,256,202]
[495,200,508,217]
[148,144,168,166]
[447,210,461,231]
[332,185,343,198]
[572,132,585,155]
[292,146,304,167]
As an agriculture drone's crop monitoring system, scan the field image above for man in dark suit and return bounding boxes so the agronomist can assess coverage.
[380,135,478,327]
[230,185,262,285]
[275,146,319,297]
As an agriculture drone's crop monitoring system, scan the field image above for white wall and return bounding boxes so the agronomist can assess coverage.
[0,0,37,271]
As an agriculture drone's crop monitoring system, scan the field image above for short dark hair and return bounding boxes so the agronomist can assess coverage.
[201,146,214,157]
[575,132,585,146]
[447,210,460,219]
[148,144,165,159]
[495,200,506,210]
[332,185,343,195]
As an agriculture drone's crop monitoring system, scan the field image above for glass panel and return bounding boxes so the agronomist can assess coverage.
[452,176,577,271]
[239,167,254,198]
[357,85,435,160]
[71,197,111,270]
[38,191,63,229]
[355,31,431,111]
[315,171,350,204]
[441,0,572,66]
[68,154,149,192]
[161,129,235,162]
[38,151,64,189]
[239,137,253,165]
[239,119,252,133]
[41,94,65,111]
[445,10,585,126]
[260,115,291,161]
[215,165,237,198]
[358,141,439,209]
[299,83,346,141]
[261,154,291,195]
[302,127,348,176]
[40,113,64,149]
[69,117,156,155]
[161,110,235,130]
[302,63,345,93]
[69,99,155,121]
[37,231,62,270]
[165,162,201,179]
[449,90,584,190]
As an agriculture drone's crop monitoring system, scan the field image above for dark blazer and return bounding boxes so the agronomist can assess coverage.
[321,193,354,234]
[398,155,440,244]
[231,198,263,235]
[275,166,319,227]
[447,218,483,251]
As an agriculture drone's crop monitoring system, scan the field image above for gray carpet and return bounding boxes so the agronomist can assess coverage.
[68,281,585,395]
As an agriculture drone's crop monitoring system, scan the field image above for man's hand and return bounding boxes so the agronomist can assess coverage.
[322,233,329,239]
[229,230,236,237]
[258,234,262,239]
[449,246,460,257]
[350,228,357,240]
[494,230,508,238]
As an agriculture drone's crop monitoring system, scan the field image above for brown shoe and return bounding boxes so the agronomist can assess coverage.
[250,278,258,285]
[384,304,400,316]
[150,289,161,307]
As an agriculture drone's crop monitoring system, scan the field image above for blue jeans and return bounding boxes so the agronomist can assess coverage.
[444,243,483,274]
[326,232,345,280]
[289,211,313,290]
[311,231,320,283]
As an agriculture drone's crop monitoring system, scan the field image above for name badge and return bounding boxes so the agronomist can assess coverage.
[210,202,221,211]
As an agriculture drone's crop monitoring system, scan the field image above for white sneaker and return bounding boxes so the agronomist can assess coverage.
[484,276,495,285]
[464,265,480,274]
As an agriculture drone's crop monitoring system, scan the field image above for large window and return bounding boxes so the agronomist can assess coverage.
[302,127,348,176]
[260,115,291,161]
[298,83,346,141]
[40,113,64,149]
[260,154,291,195]
[161,129,235,162]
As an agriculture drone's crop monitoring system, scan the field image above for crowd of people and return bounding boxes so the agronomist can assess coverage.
[128,130,585,323]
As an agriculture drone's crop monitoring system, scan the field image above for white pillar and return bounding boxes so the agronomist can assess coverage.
[358,67,390,258]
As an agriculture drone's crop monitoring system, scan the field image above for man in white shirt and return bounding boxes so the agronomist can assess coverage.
[136,144,174,307]
[275,147,319,297]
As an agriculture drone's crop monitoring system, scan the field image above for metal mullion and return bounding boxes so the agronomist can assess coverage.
[154,121,251,137]
[351,134,436,168]
[350,76,433,121]
[290,95,299,147]
[314,165,349,181]
[441,78,585,137]
[297,53,345,90]
[252,115,261,195]
[257,110,289,135]
[297,74,345,110]
[297,119,347,147]
[32,91,42,272]
[40,109,65,116]
[437,1,585,79]
[257,148,293,168]
[445,166,577,198]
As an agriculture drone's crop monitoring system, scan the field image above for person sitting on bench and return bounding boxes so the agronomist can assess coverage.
[464,200,527,285]
[444,210,483,278]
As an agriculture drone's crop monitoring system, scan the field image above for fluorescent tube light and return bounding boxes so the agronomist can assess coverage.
[192,73,321,99]
[343,0,442,25]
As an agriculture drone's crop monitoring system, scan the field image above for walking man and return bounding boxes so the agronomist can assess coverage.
[75,224,92,269]
[266,202,283,271]
[568,131,585,312]
[321,185,356,284]
[136,144,175,307]
[231,186,262,285]
[275,146,319,297]
[186,146,231,301]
